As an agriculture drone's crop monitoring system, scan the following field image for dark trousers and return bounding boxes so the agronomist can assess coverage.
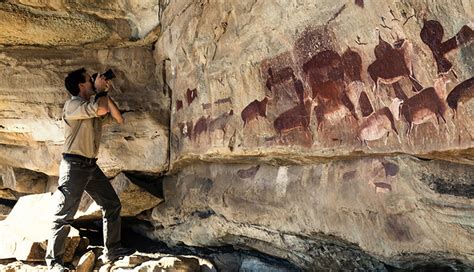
[45,158,122,266]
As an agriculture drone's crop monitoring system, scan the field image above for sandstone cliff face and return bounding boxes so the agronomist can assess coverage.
[0,47,169,177]
[0,0,473,270]
[157,0,473,166]
[145,157,474,269]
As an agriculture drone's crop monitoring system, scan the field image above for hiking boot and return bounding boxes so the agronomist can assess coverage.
[49,263,70,272]
[99,247,136,263]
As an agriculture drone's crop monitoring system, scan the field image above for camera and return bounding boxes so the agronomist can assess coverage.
[91,69,116,83]
[102,69,116,80]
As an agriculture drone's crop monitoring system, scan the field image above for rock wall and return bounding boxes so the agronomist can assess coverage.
[150,0,474,269]
[156,0,473,167]
[144,157,474,269]
[0,47,169,177]
[0,0,473,270]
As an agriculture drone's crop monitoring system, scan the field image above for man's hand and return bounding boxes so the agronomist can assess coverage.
[105,80,115,92]
[94,74,109,92]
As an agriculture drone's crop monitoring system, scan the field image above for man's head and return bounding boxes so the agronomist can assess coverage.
[64,68,94,97]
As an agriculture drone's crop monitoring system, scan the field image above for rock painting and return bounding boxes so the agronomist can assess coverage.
[400,76,449,135]
[355,0,364,8]
[420,20,473,75]
[368,158,399,193]
[174,13,472,151]
[215,97,232,105]
[342,158,399,193]
[193,116,210,141]
[186,88,198,105]
[367,36,421,98]
[357,98,402,147]
[241,97,269,127]
[237,165,260,179]
[209,110,234,139]
[303,50,358,131]
[236,16,473,148]
[176,100,183,111]
[273,98,315,144]
[446,76,474,113]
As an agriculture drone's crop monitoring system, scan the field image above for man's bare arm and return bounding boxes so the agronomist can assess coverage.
[97,95,109,116]
[108,97,124,124]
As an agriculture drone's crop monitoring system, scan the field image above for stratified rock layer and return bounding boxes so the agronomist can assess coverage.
[145,156,474,270]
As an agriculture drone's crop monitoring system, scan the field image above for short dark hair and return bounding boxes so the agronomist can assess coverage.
[65,68,87,96]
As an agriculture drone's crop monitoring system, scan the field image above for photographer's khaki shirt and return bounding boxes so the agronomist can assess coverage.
[62,96,107,159]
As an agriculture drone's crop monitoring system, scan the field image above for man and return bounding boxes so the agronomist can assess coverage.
[46,68,133,271]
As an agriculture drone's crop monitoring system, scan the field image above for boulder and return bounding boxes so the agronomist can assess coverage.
[0,193,80,262]
[76,250,96,272]
[0,165,48,194]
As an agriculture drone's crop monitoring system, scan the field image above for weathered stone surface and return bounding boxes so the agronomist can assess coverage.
[0,203,12,220]
[0,1,162,47]
[0,189,18,200]
[76,250,96,272]
[240,256,292,272]
[154,0,474,167]
[0,47,169,176]
[211,253,294,272]
[133,257,202,272]
[75,173,163,220]
[0,193,80,262]
[0,261,48,271]
[0,165,49,194]
[145,157,474,270]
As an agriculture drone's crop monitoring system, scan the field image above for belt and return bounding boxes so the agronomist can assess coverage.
[63,153,97,165]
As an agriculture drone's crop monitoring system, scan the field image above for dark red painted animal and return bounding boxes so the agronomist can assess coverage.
[265,67,296,91]
[303,50,357,126]
[215,97,232,105]
[311,81,357,130]
[186,88,198,105]
[400,77,450,135]
[420,20,473,74]
[446,76,474,113]
[193,116,210,140]
[237,165,260,179]
[176,100,183,111]
[303,50,344,87]
[274,98,316,135]
[359,91,374,118]
[368,37,422,96]
[209,110,234,137]
[342,48,363,82]
[241,97,269,127]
